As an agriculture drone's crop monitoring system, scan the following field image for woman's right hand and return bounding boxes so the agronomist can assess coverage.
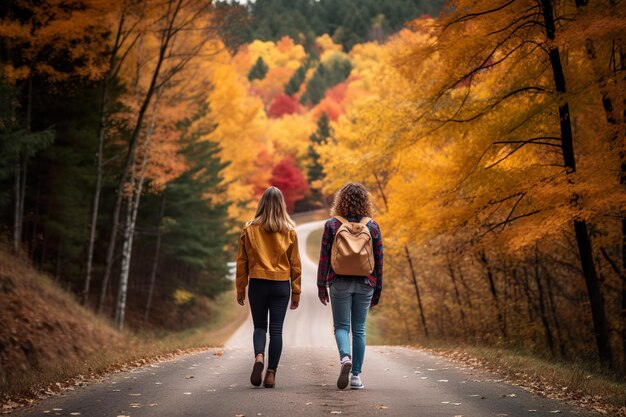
[319,291,329,306]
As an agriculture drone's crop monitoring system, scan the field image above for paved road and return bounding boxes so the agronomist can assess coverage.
[13,220,597,417]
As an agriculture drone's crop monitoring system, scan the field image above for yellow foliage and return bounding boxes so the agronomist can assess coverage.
[173,289,195,306]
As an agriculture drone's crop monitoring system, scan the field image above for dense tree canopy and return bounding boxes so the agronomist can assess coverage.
[233,0,444,50]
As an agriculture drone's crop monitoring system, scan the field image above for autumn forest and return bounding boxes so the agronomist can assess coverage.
[1,0,626,392]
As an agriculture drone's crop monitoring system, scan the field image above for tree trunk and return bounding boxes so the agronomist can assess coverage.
[144,193,166,322]
[114,192,134,329]
[446,257,467,341]
[540,0,613,367]
[545,271,566,356]
[533,246,555,355]
[404,246,429,338]
[479,250,506,338]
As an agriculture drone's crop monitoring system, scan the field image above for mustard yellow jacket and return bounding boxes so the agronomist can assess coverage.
[236,223,302,303]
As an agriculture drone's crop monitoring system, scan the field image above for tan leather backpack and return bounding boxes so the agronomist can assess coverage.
[331,216,374,276]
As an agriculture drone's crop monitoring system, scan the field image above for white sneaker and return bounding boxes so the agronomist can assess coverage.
[337,356,352,389]
[350,374,364,389]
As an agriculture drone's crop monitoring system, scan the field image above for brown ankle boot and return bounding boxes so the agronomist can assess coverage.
[250,355,264,387]
[263,369,276,388]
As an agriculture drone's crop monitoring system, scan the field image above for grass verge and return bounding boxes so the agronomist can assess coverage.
[293,209,328,225]
[306,227,323,261]
[2,290,247,412]
[413,340,626,416]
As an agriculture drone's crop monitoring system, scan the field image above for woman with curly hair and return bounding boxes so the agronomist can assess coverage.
[317,182,384,390]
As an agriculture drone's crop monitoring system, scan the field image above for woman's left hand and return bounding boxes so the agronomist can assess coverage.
[289,301,299,310]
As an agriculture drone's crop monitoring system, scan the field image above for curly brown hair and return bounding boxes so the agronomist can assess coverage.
[330,182,374,219]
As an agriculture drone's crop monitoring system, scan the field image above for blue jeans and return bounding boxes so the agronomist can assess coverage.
[330,278,374,375]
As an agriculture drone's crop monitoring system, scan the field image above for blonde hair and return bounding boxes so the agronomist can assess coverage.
[251,186,296,233]
[330,182,374,219]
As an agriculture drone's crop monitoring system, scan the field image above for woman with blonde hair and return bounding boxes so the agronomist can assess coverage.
[317,182,383,390]
[236,186,301,388]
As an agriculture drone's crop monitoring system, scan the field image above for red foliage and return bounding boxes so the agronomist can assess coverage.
[312,82,348,121]
[270,155,310,213]
[267,93,302,118]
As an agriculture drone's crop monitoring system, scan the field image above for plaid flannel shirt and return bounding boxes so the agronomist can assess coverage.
[317,217,384,306]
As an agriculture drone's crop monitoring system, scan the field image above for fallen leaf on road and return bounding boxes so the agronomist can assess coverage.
[377,405,388,409]
[128,393,141,396]
[451,403,462,406]
[437,379,448,382]
[185,375,194,379]
[213,351,223,356]
[154,382,162,385]
[117,415,130,417]
[441,401,450,404]
[305,402,312,405]
[70,413,81,416]
[52,409,62,411]
[528,410,537,413]
[548,411,561,414]
[330,412,342,415]
[507,394,517,397]
[469,394,479,397]
[420,377,428,380]
[235,414,244,417]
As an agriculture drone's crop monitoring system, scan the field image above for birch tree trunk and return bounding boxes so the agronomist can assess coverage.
[114,94,158,330]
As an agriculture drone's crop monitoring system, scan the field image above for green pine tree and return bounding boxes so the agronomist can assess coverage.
[284,58,314,96]
[305,112,332,208]
[159,105,234,298]
[300,54,352,105]
[248,56,269,81]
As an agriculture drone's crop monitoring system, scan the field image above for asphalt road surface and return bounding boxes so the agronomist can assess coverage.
[12,220,598,417]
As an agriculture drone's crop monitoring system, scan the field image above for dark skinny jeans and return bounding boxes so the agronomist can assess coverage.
[248,278,290,370]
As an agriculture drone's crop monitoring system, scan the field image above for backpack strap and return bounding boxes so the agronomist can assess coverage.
[359,217,372,225]
[335,215,349,224]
